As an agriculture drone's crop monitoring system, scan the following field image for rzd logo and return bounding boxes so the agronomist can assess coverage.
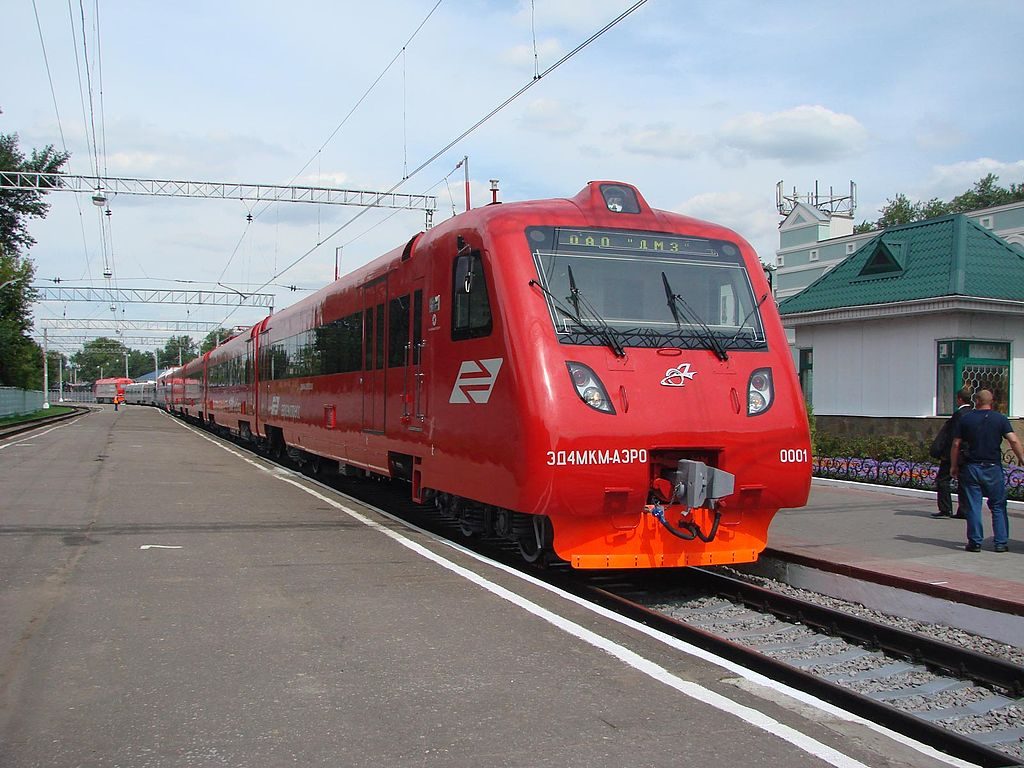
[449,358,503,404]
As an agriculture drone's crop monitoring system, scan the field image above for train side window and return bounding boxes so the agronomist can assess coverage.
[388,294,410,367]
[364,308,373,370]
[316,313,362,375]
[375,304,385,370]
[452,250,493,340]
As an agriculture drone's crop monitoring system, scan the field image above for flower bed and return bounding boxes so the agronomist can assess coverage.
[813,457,1024,502]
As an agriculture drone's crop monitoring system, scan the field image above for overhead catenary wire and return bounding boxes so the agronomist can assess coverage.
[217,0,649,329]
[31,0,95,288]
[247,0,444,224]
[205,0,447,325]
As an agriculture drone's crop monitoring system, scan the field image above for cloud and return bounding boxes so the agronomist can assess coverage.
[511,0,640,29]
[718,105,868,164]
[619,123,704,160]
[923,158,1024,200]
[519,98,586,136]
[502,37,564,70]
[913,116,965,152]
[674,190,781,265]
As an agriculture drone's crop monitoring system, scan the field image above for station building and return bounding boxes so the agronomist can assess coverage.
[774,199,1024,440]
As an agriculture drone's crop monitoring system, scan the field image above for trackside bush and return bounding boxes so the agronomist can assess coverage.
[813,432,931,463]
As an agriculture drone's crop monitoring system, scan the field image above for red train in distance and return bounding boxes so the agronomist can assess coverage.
[162,181,811,568]
[94,376,134,404]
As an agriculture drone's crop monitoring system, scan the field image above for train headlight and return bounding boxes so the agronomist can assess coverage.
[566,362,615,414]
[747,367,774,416]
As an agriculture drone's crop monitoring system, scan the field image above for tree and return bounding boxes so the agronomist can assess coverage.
[159,335,198,368]
[874,193,917,230]
[0,125,70,388]
[201,327,235,354]
[855,175,1024,233]
[0,131,70,256]
[0,244,41,387]
[71,338,130,382]
[128,348,154,378]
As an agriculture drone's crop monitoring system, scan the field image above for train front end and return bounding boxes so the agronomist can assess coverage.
[506,182,811,568]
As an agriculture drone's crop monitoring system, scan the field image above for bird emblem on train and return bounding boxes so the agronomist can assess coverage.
[660,363,696,387]
[449,358,503,404]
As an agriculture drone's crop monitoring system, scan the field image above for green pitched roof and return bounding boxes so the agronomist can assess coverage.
[778,214,1024,314]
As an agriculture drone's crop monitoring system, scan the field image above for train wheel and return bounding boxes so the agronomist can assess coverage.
[305,453,323,476]
[518,516,551,563]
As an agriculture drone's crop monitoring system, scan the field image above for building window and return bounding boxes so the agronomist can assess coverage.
[979,216,993,229]
[936,340,1010,415]
[799,348,813,404]
[846,242,856,254]
[776,254,785,267]
[809,249,818,262]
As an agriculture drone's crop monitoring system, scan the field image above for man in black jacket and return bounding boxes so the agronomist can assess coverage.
[931,388,973,518]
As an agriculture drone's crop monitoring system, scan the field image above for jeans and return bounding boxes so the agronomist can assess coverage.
[960,463,1009,547]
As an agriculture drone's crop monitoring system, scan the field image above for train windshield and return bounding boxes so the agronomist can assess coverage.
[527,226,767,352]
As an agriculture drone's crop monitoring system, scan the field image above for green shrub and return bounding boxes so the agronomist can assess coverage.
[814,432,931,463]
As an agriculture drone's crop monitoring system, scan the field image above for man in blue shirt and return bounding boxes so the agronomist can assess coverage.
[951,389,1024,552]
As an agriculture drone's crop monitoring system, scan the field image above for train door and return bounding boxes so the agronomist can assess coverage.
[390,281,426,431]
[245,335,256,424]
[361,277,387,432]
[255,326,270,437]
[411,283,427,428]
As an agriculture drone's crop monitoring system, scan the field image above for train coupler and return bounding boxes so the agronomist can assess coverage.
[645,503,722,542]
[644,459,734,542]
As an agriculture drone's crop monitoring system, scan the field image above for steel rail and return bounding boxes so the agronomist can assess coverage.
[545,571,1023,768]
[162,414,1024,767]
[685,567,1024,695]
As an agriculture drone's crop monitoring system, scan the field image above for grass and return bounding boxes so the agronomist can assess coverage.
[0,406,76,427]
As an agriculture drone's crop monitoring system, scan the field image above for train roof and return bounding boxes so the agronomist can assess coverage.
[254,180,757,328]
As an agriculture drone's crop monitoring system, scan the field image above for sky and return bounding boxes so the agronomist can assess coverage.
[5,0,1024,359]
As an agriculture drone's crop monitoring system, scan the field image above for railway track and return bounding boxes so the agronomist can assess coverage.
[568,569,1024,768]
[205,422,1024,767]
[0,405,92,439]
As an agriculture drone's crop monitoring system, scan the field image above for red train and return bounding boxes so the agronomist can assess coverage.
[94,376,134,404]
[161,181,811,568]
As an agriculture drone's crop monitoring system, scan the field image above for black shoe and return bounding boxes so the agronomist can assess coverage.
[994,544,1009,553]
[951,513,966,519]
[965,543,981,552]
[930,512,952,518]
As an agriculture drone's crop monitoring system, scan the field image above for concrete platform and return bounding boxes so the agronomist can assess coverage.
[0,405,994,767]
[768,479,1024,620]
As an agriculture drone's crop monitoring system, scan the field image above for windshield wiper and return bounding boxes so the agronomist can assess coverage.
[529,277,626,358]
[725,292,769,346]
[567,264,582,318]
[662,272,683,329]
[661,271,728,361]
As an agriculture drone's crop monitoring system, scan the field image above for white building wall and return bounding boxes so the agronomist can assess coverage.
[793,313,1024,418]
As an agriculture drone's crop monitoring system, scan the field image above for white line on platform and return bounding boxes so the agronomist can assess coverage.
[172,414,974,768]
[0,423,70,450]
[139,545,182,550]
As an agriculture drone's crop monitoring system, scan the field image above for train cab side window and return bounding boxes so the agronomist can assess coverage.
[452,250,493,340]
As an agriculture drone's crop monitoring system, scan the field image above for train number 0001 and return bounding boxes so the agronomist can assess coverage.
[779,448,809,463]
